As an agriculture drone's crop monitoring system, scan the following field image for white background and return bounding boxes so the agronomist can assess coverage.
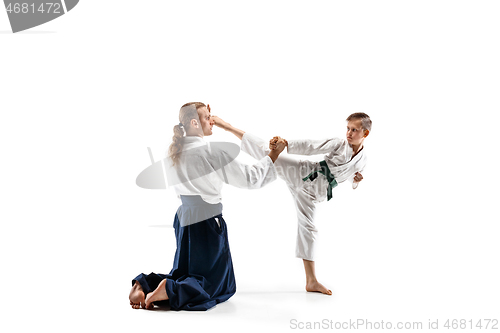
[1,1,499,332]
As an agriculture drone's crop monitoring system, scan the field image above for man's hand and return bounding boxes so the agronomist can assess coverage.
[274,139,286,154]
[268,137,286,163]
[269,136,288,150]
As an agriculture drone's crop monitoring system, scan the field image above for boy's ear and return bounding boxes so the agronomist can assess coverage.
[364,129,370,138]
[191,119,199,127]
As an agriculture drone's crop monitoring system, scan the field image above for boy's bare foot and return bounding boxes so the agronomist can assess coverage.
[129,281,146,309]
[302,259,332,295]
[145,279,169,310]
[306,280,332,295]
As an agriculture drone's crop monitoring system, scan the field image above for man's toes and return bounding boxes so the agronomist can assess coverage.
[131,301,144,309]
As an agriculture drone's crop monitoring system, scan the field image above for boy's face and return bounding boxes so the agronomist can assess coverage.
[346,119,368,146]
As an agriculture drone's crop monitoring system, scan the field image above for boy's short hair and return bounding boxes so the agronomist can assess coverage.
[346,113,372,132]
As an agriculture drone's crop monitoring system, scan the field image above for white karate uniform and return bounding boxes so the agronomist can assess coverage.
[165,136,277,226]
[241,133,367,261]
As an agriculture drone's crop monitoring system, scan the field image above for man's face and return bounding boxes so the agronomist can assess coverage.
[346,119,367,146]
[197,107,214,136]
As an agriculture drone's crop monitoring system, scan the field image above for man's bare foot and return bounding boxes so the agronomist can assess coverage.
[306,280,332,295]
[145,279,169,310]
[129,281,146,309]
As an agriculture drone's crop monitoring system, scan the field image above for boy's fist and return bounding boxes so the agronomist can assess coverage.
[353,172,363,183]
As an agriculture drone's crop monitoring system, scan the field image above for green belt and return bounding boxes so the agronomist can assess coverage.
[302,160,338,201]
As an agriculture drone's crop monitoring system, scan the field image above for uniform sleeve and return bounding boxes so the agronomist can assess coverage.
[240,132,270,160]
[287,138,344,155]
[219,153,277,190]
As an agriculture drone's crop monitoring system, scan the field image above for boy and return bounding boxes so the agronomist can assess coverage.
[212,109,371,295]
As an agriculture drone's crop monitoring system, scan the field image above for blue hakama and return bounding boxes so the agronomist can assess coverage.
[132,196,236,311]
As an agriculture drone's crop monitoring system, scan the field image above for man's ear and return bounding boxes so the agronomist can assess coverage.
[191,119,199,128]
[364,129,370,138]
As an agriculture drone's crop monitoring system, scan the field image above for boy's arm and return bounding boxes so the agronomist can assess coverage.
[286,137,344,156]
[211,116,245,140]
[211,116,278,161]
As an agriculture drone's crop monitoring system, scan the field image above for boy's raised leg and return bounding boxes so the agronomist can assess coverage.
[303,259,332,295]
